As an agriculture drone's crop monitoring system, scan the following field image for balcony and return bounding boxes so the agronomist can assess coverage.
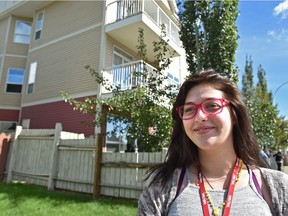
[101,60,178,95]
[105,0,182,63]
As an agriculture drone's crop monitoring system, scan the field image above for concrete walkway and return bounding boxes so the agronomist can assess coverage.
[283,166,288,175]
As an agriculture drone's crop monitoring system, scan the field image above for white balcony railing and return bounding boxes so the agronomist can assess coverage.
[101,60,179,94]
[106,0,180,46]
[102,60,153,93]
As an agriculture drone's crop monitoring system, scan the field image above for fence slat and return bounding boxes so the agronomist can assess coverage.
[48,123,62,190]
[93,134,103,199]
[6,126,22,183]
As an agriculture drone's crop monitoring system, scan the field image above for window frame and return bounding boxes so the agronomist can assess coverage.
[112,46,133,88]
[0,121,17,132]
[5,68,25,94]
[13,20,32,44]
[34,11,44,40]
[113,47,133,65]
[27,62,37,94]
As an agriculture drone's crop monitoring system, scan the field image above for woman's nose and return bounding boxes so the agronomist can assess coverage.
[194,107,208,122]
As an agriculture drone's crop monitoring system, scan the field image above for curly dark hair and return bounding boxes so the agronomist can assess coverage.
[147,69,263,187]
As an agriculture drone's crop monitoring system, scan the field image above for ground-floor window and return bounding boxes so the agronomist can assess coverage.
[0,121,17,133]
[6,68,25,93]
[105,117,129,153]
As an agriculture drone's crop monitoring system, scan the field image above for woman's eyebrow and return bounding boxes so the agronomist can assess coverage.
[184,97,217,104]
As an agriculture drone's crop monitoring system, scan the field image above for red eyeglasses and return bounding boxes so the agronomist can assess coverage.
[176,98,230,120]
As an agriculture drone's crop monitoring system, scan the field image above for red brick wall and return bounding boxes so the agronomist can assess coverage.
[20,99,95,137]
[0,109,19,121]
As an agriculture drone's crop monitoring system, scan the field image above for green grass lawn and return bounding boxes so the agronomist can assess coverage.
[0,181,138,216]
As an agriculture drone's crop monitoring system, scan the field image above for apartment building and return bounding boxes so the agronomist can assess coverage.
[0,0,186,150]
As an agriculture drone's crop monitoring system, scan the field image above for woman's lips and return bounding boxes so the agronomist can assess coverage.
[194,126,214,134]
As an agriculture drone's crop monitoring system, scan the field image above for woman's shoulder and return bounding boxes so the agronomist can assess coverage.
[259,167,288,215]
[145,167,182,187]
[137,168,182,216]
[259,167,288,181]
[256,167,288,189]
[233,165,287,214]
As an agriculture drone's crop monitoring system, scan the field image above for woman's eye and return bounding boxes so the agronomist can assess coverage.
[205,102,220,111]
[184,106,195,113]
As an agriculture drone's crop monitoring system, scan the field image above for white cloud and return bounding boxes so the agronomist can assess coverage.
[267,28,288,41]
[273,0,288,19]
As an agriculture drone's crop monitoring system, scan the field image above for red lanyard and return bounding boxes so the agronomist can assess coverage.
[198,158,240,216]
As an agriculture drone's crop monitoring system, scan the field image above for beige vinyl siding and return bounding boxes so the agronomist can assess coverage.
[30,1,104,49]
[0,56,26,107]
[0,55,3,97]
[22,26,102,104]
[0,17,9,54]
[5,16,31,56]
[105,36,114,68]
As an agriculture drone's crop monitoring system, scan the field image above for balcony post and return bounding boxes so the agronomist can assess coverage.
[141,0,144,14]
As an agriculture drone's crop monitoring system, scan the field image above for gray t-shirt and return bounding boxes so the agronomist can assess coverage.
[168,168,272,215]
[136,167,288,216]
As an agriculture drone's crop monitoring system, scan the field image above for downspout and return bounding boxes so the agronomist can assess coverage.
[95,1,107,136]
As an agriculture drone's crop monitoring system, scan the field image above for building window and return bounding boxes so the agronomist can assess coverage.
[28,62,37,94]
[6,68,25,93]
[14,20,32,44]
[167,72,179,83]
[167,72,173,79]
[0,122,17,133]
[113,47,133,63]
[35,11,44,40]
[113,47,133,89]
[106,116,128,152]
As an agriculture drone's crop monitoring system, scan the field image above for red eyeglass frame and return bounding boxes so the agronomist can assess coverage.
[176,98,230,120]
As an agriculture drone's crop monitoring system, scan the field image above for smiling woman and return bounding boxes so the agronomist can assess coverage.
[136,69,288,216]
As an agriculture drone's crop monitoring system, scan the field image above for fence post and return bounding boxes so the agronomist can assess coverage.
[93,134,103,199]
[6,126,22,183]
[48,123,62,190]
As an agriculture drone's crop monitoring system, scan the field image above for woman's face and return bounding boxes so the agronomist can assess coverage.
[182,84,234,151]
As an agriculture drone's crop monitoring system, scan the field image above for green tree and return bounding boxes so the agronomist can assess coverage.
[242,61,278,148]
[61,27,177,152]
[252,65,278,146]
[241,56,256,122]
[178,0,239,82]
[241,55,254,101]
[242,57,288,151]
[274,116,288,151]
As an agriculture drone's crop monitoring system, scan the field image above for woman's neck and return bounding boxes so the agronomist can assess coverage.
[198,151,237,179]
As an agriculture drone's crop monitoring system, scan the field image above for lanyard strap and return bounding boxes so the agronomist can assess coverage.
[198,158,240,216]
[198,170,210,215]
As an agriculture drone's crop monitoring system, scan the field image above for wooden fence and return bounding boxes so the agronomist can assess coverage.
[4,123,166,199]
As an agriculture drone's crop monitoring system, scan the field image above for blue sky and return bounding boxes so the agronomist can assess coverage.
[235,0,288,118]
